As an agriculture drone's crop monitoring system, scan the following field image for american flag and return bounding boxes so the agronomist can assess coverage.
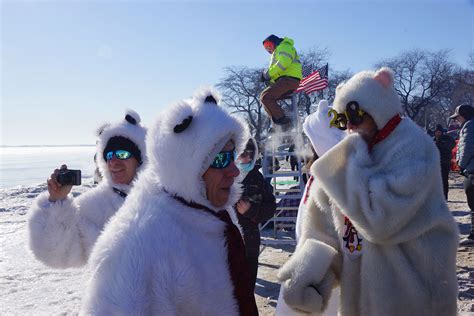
[295,64,329,95]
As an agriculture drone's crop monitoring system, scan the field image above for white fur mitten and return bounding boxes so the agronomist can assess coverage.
[278,239,337,314]
[303,100,345,157]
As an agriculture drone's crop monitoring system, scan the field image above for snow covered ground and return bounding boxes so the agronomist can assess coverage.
[0,175,472,314]
[0,182,95,314]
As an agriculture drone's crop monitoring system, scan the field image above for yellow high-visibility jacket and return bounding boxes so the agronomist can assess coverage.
[267,37,302,82]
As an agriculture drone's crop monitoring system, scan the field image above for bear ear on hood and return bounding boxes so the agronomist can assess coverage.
[171,88,220,133]
[193,86,221,106]
[174,115,193,133]
[161,101,195,135]
[124,109,141,125]
[204,95,217,104]
[374,67,394,89]
[96,123,110,136]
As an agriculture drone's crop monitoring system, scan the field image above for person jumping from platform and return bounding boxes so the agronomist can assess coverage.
[260,34,302,132]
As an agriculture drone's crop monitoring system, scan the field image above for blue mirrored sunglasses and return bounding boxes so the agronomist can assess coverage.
[210,150,236,169]
[105,150,133,161]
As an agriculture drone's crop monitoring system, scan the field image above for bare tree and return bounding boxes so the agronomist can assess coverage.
[376,49,456,127]
[216,66,268,143]
[427,65,473,129]
[299,47,330,76]
[450,61,474,110]
[326,68,353,102]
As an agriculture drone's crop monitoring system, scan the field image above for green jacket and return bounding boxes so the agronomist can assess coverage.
[267,37,302,82]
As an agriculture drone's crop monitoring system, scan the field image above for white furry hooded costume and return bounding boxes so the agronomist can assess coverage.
[278,68,459,315]
[81,88,258,315]
[295,100,346,240]
[28,110,147,268]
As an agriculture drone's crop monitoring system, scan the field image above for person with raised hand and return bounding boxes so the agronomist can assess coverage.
[28,110,147,269]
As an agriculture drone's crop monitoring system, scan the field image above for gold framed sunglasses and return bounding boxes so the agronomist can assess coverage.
[328,101,366,130]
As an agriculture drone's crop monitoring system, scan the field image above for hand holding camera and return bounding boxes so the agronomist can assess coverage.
[47,165,81,202]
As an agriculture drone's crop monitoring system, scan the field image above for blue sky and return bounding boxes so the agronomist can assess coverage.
[1,0,473,146]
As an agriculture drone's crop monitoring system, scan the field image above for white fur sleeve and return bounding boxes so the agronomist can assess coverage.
[313,133,440,244]
[28,192,85,268]
[303,100,345,157]
[278,238,338,314]
[297,186,340,251]
[278,188,341,314]
[81,230,152,315]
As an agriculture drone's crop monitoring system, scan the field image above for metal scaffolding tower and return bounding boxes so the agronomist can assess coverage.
[260,94,309,247]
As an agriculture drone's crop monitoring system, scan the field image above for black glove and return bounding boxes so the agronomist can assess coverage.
[261,70,270,82]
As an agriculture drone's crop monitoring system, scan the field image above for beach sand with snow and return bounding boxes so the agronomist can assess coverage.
[0,174,472,314]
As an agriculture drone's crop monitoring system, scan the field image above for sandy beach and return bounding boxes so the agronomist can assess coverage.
[254,173,474,315]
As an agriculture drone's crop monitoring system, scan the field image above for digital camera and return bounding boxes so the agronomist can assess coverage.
[57,169,81,186]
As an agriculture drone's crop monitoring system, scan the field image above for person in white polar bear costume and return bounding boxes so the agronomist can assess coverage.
[295,99,346,239]
[28,110,147,269]
[276,100,345,316]
[278,67,459,316]
[81,88,259,315]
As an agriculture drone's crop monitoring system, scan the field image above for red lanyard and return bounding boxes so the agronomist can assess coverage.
[369,114,402,151]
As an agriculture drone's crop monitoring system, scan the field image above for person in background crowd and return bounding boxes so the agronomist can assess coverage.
[451,104,474,245]
[275,100,345,316]
[286,144,299,181]
[258,143,280,186]
[301,145,319,185]
[236,138,276,293]
[260,34,302,131]
[81,88,258,315]
[28,110,146,269]
[433,124,455,199]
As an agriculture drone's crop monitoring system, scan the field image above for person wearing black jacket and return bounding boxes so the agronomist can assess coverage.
[236,138,277,292]
[433,124,455,199]
[286,143,299,181]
